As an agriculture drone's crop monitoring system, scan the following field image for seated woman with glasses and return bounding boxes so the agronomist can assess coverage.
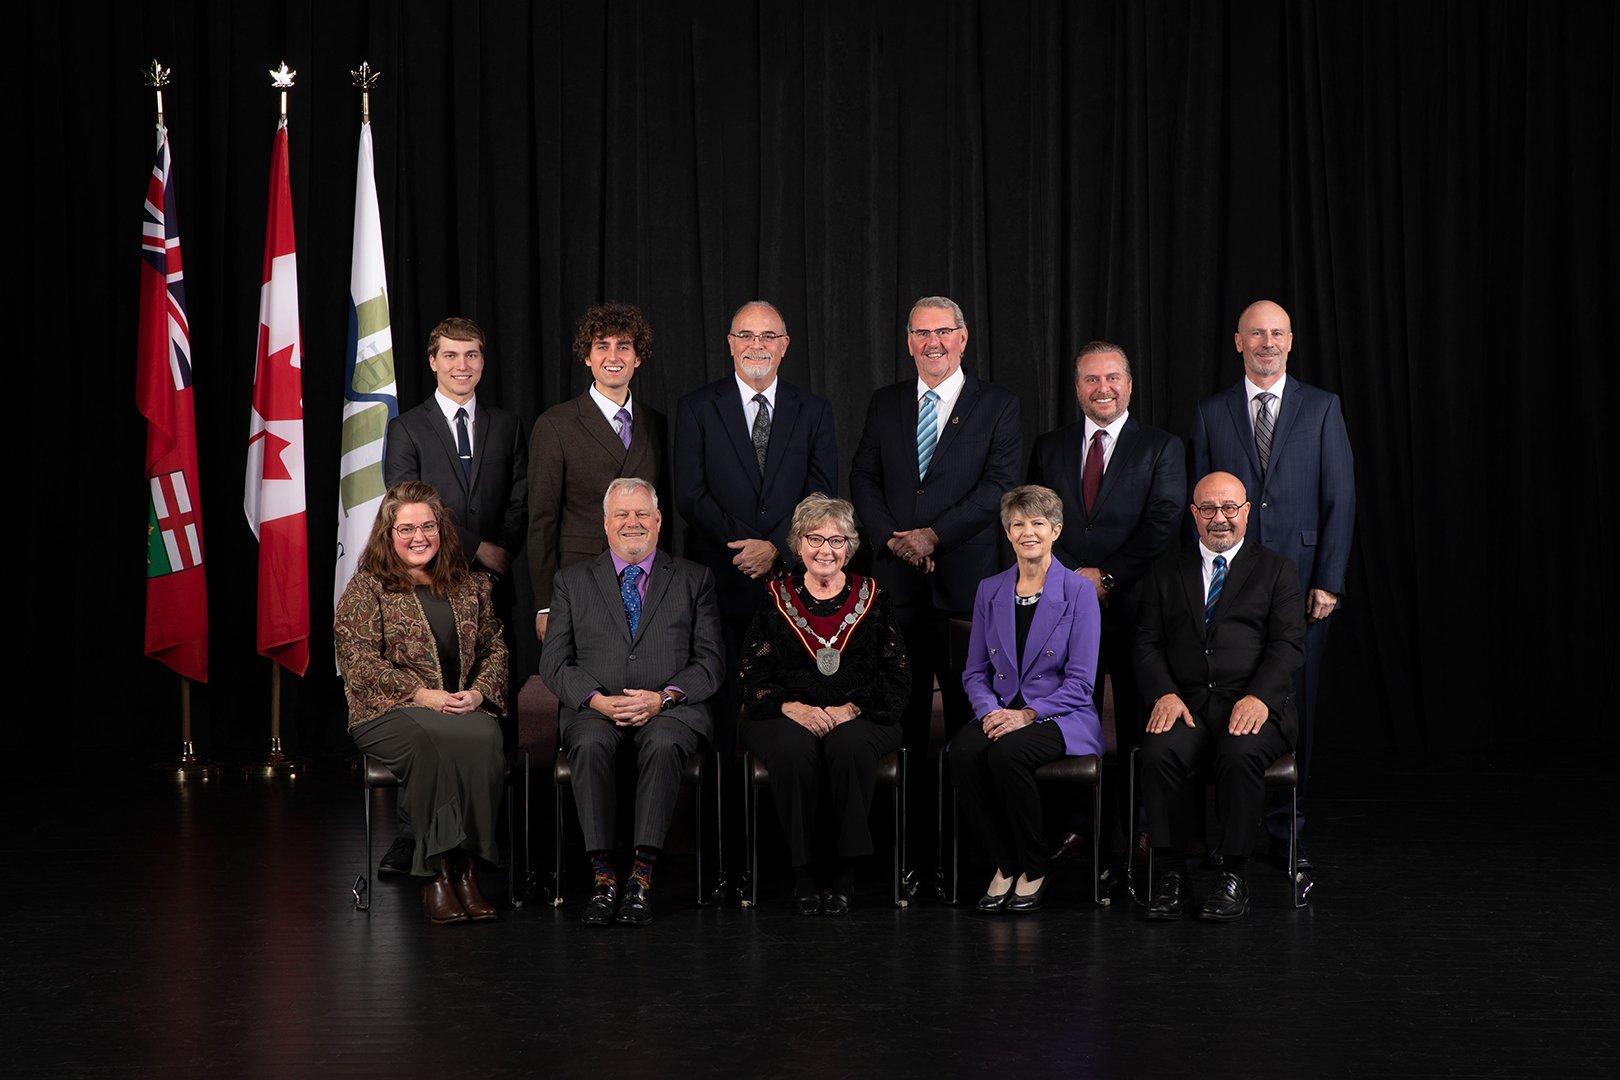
[335,480,509,925]
[952,484,1102,913]
[739,494,910,915]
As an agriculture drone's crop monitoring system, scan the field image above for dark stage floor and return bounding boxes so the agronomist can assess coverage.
[8,746,1617,1078]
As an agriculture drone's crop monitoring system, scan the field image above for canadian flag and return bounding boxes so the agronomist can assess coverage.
[244,118,309,676]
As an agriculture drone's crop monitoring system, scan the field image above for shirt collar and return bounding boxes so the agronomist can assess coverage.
[1083,408,1130,444]
[610,549,658,578]
[434,390,477,424]
[736,373,778,410]
[589,384,632,423]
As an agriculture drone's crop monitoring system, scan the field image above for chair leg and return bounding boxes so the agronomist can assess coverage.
[1091,775,1106,907]
[552,775,566,908]
[1291,783,1311,908]
[1127,747,1144,904]
[948,776,960,906]
[354,759,373,912]
[694,754,706,907]
[521,747,533,905]
[895,748,909,909]
[742,753,758,909]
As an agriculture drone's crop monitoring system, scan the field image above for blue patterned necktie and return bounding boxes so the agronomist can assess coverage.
[1205,554,1226,626]
[621,564,643,636]
[916,390,939,478]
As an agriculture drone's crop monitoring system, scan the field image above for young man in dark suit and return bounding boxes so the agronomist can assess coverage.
[380,316,528,874]
[528,303,668,644]
[1027,341,1184,859]
[1134,471,1305,921]
[1190,300,1355,867]
[539,478,724,927]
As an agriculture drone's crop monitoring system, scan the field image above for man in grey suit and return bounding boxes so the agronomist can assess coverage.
[380,316,527,876]
[539,477,724,927]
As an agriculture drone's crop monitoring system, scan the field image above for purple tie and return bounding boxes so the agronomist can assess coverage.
[615,407,632,449]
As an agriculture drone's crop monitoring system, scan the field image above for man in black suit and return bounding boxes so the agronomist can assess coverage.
[1028,341,1184,855]
[850,295,1021,797]
[1134,471,1305,921]
[674,300,837,762]
[379,316,528,875]
[539,478,724,926]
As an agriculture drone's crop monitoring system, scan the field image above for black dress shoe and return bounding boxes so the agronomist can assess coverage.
[792,894,823,916]
[1200,872,1250,921]
[581,882,618,927]
[1202,850,1226,871]
[975,888,1012,913]
[1006,876,1049,913]
[1048,831,1089,863]
[822,893,851,916]
[1144,871,1192,921]
[378,835,415,876]
[617,880,653,926]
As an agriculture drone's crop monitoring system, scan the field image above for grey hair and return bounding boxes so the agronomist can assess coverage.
[786,493,860,561]
[602,476,659,515]
[999,484,1065,530]
[729,300,788,336]
[1073,340,1132,379]
[909,295,968,334]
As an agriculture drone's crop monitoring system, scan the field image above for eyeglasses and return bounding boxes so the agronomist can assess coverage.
[728,331,785,344]
[908,327,961,341]
[803,534,848,549]
[394,522,440,538]
[1193,502,1248,520]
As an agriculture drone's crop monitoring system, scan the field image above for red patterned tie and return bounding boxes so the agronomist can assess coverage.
[1082,429,1106,514]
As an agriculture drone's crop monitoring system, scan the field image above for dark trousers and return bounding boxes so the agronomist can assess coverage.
[744,716,903,867]
[352,707,505,877]
[893,602,973,751]
[949,719,1066,880]
[1267,617,1329,840]
[1142,711,1290,860]
[560,712,701,852]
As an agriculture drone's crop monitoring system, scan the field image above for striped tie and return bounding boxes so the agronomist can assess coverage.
[1255,392,1276,475]
[916,390,939,478]
[1205,554,1226,627]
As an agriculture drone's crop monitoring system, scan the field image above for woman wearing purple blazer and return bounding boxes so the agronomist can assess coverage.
[952,485,1103,912]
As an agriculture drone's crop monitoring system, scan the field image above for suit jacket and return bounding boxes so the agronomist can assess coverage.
[1133,543,1306,742]
[961,560,1104,758]
[1190,376,1355,597]
[849,375,1022,612]
[1027,413,1185,633]
[673,377,838,622]
[537,549,724,740]
[527,391,668,610]
[334,570,509,728]
[385,399,528,562]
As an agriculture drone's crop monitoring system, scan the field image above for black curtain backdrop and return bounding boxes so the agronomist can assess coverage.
[25,1,1617,757]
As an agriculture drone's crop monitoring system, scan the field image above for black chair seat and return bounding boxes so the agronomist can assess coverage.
[1034,753,1100,785]
[1263,753,1298,786]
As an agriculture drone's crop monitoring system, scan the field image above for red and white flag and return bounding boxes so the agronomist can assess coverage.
[139,127,208,682]
[244,118,310,676]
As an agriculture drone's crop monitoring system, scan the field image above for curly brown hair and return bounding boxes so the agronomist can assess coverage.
[572,303,653,365]
[357,481,469,597]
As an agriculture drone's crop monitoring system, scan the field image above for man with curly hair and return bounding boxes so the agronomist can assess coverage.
[528,303,668,643]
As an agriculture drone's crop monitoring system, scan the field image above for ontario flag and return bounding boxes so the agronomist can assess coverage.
[139,127,208,683]
[244,117,310,676]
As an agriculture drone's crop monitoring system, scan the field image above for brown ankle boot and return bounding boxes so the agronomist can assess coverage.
[423,866,470,925]
[450,852,498,921]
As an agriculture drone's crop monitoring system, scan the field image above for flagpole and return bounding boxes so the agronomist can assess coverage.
[248,61,306,781]
[143,58,219,783]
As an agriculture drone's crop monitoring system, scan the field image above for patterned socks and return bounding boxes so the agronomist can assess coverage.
[628,847,659,890]
[590,850,617,889]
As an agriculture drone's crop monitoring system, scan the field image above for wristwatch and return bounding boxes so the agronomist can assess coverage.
[659,692,677,713]
[1099,572,1116,592]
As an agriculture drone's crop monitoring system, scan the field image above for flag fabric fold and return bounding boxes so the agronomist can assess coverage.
[244,118,310,676]
[334,120,398,610]
[139,127,208,682]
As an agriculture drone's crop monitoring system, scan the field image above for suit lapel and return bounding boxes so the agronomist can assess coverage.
[1224,385,1264,484]
[634,552,676,644]
[929,375,979,474]
[579,392,628,463]
[1214,542,1258,623]
[1262,375,1302,475]
[468,406,490,491]
[994,570,1018,674]
[762,383,800,487]
[1180,550,1207,630]
[592,555,634,644]
[716,383,762,489]
[1020,576,1068,677]
[425,404,470,494]
[1089,415,1138,519]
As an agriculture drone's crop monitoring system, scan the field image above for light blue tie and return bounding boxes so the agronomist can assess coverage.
[621,565,643,637]
[1205,555,1226,627]
[916,390,939,478]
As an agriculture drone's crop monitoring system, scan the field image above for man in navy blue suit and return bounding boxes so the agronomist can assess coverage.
[1028,341,1184,858]
[674,300,838,761]
[1190,300,1354,868]
[850,295,1022,761]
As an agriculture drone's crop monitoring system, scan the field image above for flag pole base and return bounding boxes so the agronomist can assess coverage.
[245,738,306,780]
[155,742,222,782]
